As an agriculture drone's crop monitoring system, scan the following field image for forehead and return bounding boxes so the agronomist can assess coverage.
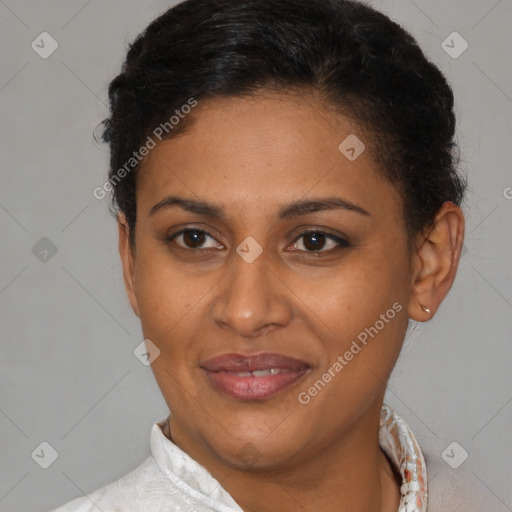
[136,92,402,221]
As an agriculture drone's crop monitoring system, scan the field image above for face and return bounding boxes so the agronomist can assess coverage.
[121,92,414,470]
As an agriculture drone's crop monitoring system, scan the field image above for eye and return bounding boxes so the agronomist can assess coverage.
[165,227,350,254]
[166,228,223,250]
[288,229,350,253]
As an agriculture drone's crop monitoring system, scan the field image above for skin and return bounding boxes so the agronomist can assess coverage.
[118,91,464,512]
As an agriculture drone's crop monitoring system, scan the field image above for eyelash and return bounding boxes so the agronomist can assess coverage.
[292,228,350,253]
[165,227,350,255]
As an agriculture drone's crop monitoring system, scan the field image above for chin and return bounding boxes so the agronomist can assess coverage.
[219,438,304,471]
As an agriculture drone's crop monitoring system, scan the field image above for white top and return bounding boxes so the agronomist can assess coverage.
[49,404,431,512]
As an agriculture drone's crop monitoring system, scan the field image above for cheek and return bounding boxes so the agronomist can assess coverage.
[294,259,409,427]
[133,250,201,341]
[132,252,207,409]
[305,250,409,330]
[302,246,411,386]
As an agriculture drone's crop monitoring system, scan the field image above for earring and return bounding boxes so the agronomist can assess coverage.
[421,305,431,315]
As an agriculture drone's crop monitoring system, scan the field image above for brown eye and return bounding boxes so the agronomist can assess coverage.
[182,230,207,248]
[167,228,222,250]
[290,230,350,253]
[302,232,327,251]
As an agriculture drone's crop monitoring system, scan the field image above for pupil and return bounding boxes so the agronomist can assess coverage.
[184,230,205,247]
[304,232,325,251]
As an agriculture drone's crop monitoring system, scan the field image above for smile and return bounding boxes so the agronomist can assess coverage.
[200,352,311,400]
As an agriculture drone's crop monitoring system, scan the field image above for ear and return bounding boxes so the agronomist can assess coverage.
[118,213,140,318]
[408,202,465,322]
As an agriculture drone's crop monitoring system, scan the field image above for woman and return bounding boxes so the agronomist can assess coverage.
[51,0,474,510]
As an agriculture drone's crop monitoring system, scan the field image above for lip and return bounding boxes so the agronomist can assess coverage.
[200,352,311,400]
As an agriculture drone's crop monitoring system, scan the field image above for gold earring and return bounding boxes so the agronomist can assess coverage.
[421,305,431,315]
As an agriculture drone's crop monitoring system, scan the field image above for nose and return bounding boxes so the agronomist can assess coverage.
[211,247,293,338]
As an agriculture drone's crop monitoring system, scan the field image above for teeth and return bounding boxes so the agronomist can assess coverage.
[252,370,272,377]
[232,369,288,377]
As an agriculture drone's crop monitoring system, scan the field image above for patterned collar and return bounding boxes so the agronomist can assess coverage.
[379,404,428,512]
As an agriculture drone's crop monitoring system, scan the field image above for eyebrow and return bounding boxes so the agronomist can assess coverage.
[149,195,370,219]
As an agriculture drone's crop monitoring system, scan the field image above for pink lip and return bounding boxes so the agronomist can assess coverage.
[200,352,311,400]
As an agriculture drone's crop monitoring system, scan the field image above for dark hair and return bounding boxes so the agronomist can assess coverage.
[100,0,465,246]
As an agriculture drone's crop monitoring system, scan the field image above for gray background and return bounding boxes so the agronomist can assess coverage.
[0,0,511,510]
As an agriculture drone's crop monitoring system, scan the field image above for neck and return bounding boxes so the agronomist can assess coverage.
[167,397,401,512]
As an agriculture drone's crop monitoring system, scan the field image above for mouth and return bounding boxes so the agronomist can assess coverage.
[200,352,311,400]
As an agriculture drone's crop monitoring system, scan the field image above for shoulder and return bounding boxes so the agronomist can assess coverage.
[47,457,172,512]
[423,450,489,512]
